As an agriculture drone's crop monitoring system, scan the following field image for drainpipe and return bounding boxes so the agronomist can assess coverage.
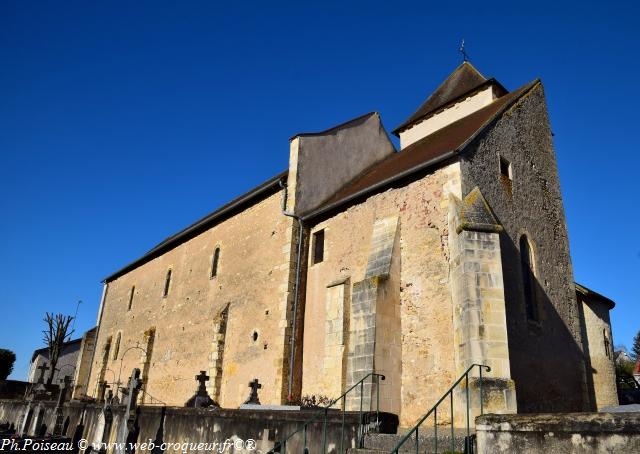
[279,180,304,401]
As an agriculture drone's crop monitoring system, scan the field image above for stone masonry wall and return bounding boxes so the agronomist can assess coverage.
[87,190,297,409]
[476,412,640,454]
[302,163,462,427]
[578,296,618,409]
[460,83,589,412]
[72,327,97,399]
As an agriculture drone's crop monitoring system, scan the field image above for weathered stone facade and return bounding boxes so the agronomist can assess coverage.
[76,62,616,433]
[459,83,592,412]
[302,165,460,426]
[576,285,618,409]
[87,189,298,409]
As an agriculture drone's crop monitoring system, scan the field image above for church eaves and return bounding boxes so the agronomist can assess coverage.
[392,62,507,136]
[103,171,288,282]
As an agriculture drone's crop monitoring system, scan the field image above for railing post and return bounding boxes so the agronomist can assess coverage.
[340,396,345,454]
[450,390,454,454]
[415,427,419,454]
[376,374,380,432]
[358,380,364,448]
[434,407,438,454]
[479,365,484,416]
[465,373,470,439]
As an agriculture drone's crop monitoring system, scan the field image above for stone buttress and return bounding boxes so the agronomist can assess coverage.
[448,187,517,420]
[345,216,402,415]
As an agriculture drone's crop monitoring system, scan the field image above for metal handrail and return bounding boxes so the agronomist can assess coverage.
[269,372,385,453]
[390,363,490,454]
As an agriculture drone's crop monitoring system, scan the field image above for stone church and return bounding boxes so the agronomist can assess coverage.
[74,62,617,427]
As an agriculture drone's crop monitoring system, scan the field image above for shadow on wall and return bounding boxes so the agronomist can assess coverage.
[499,233,593,413]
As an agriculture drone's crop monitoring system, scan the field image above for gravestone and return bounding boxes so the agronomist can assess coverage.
[36,364,49,384]
[33,407,46,437]
[53,376,72,436]
[184,371,217,408]
[93,393,114,454]
[244,379,262,405]
[71,407,87,454]
[29,364,51,400]
[115,368,142,454]
[19,406,34,436]
[97,381,109,403]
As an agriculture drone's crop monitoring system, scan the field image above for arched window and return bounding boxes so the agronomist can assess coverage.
[163,269,172,297]
[211,247,220,278]
[520,235,538,321]
[112,332,121,360]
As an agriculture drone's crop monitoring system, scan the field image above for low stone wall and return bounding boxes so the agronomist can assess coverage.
[0,399,377,453]
[476,412,640,453]
[0,381,29,400]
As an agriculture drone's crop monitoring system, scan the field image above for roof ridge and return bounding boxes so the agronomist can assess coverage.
[290,111,378,141]
[393,63,505,136]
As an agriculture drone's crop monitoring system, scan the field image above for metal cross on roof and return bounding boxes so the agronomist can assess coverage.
[459,39,469,62]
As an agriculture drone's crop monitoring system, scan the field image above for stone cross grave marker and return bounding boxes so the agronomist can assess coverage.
[196,371,209,393]
[36,364,49,384]
[124,368,142,430]
[244,379,262,405]
[53,376,72,436]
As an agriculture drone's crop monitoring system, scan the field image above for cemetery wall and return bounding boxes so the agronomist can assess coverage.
[0,400,364,453]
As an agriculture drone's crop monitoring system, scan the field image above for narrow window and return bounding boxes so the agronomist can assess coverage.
[163,269,172,297]
[128,286,135,311]
[520,235,538,321]
[312,230,325,264]
[112,332,121,360]
[603,329,611,359]
[499,156,512,180]
[211,247,220,279]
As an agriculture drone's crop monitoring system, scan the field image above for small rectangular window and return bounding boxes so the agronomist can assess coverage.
[312,230,325,264]
[211,247,220,279]
[163,269,172,297]
[128,286,135,311]
[499,156,512,180]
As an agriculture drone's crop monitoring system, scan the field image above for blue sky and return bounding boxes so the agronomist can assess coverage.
[1,1,638,380]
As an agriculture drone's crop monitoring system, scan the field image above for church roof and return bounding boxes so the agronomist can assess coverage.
[30,337,83,363]
[308,80,539,219]
[575,282,616,309]
[104,171,287,282]
[392,62,507,136]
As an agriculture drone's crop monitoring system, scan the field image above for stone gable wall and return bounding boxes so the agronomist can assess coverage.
[87,190,296,409]
[459,83,590,412]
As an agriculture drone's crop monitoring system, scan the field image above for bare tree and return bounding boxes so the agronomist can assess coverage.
[42,312,75,385]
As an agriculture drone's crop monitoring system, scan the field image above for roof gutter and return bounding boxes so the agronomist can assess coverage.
[279,180,304,401]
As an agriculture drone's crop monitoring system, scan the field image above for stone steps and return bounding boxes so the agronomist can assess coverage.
[347,430,472,454]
